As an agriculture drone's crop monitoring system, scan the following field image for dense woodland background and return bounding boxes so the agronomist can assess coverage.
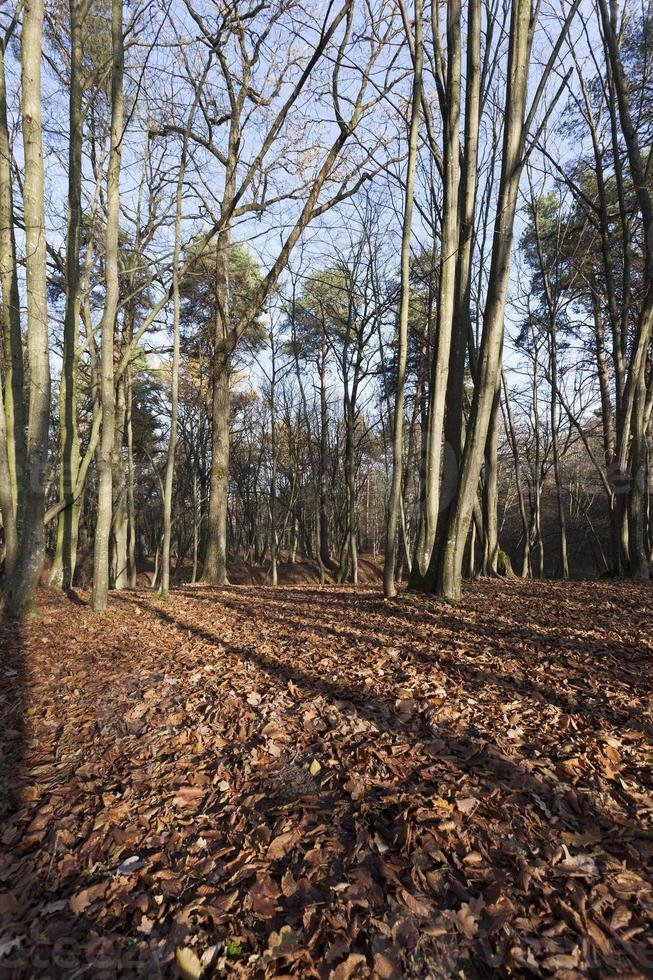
[0,0,652,612]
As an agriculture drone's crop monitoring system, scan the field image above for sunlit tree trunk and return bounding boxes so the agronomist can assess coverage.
[384,0,423,597]
[126,367,137,587]
[481,381,500,575]
[0,23,26,516]
[0,24,17,578]
[0,346,15,581]
[430,0,481,586]
[549,319,569,578]
[92,0,123,613]
[436,0,531,600]
[598,0,653,578]
[501,372,530,576]
[269,336,279,587]
[318,337,330,567]
[628,372,650,579]
[5,0,50,612]
[412,0,461,583]
[111,373,128,588]
[50,0,88,589]
[161,126,188,595]
[202,226,231,586]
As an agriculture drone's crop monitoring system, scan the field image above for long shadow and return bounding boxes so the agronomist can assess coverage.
[125,589,653,980]
[127,594,649,845]
[1,609,28,974]
[0,611,25,821]
[8,584,653,976]
[1,591,181,978]
[174,587,653,734]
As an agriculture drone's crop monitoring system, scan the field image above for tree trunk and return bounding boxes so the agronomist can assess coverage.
[126,368,137,587]
[111,374,128,589]
[270,374,278,587]
[203,353,231,584]
[0,29,26,515]
[481,381,500,575]
[4,0,50,612]
[92,0,123,614]
[0,15,18,574]
[161,133,187,596]
[413,0,461,583]
[0,352,16,581]
[345,416,359,586]
[501,372,530,576]
[431,0,481,585]
[549,320,569,578]
[627,371,650,579]
[384,0,423,598]
[50,0,86,590]
[436,0,531,600]
[318,341,330,567]
[598,0,653,578]
[191,471,200,583]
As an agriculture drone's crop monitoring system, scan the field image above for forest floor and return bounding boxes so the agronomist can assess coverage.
[1,578,653,978]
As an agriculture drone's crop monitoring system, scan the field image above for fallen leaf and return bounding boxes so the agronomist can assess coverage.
[264,925,301,959]
[456,796,478,814]
[329,953,367,979]
[69,882,108,916]
[176,946,203,979]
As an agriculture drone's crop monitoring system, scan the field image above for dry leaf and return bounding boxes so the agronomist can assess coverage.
[329,953,367,980]
[176,946,203,979]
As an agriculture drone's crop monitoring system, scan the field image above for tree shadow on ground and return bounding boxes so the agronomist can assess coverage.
[120,590,652,974]
[4,582,653,977]
[176,585,653,735]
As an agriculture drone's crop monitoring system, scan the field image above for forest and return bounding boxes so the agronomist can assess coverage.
[1,0,652,976]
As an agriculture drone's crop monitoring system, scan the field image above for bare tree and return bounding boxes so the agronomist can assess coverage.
[384,0,423,597]
[92,0,124,613]
[5,0,51,612]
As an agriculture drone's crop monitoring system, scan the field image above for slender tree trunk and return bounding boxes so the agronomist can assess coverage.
[482,381,500,575]
[318,341,330,566]
[0,17,18,572]
[501,372,530,576]
[549,319,569,578]
[345,411,358,585]
[126,368,137,587]
[628,370,650,579]
[0,353,16,581]
[203,353,231,584]
[50,0,87,590]
[111,374,128,589]
[436,0,531,600]
[590,287,619,571]
[201,151,235,590]
[191,471,200,583]
[92,0,123,614]
[467,518,476,579]
[270,370,278,587]
[161,132,188,596]
[413,0,461,583]
[5,0,50,612]
[151,541,160,590]
[384,0,423,597]
[532,343,545,576]
[430,0,481,585]
[0,27,20,579]
[0,30,26,514]
[598,0,653,577]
